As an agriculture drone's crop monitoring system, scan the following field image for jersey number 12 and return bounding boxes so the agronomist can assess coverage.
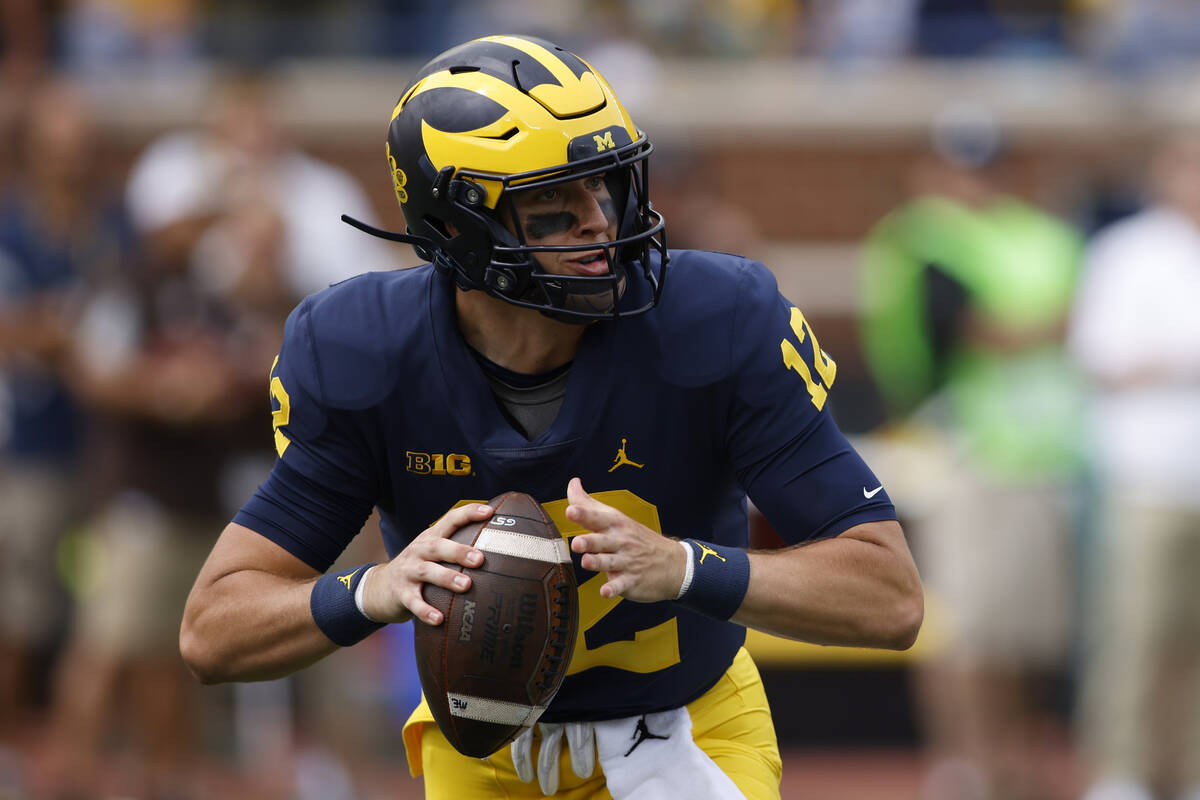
[780,306,837,410]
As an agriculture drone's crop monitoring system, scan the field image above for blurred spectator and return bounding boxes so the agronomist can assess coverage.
[1077,0,1200,75]
[356,0,465,59]
[0,78,128,782]
[0,0,49,95]
[1069,130,1200,800]
[204,0,462,61]
[914,0,1072,58]
[108,69,397,798]
[858,107,1084,800]
[576,0,798,58]
[29,141,264,800]
[39,235,280,800]
[60,0,203,79]
[124,70,395,302]
[33,69,392,800]
[810,0,919,63]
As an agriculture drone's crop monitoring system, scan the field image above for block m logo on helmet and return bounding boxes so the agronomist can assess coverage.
[568,126,633,162]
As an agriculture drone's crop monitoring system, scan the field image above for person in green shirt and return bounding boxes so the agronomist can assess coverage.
[859,113,1084,800]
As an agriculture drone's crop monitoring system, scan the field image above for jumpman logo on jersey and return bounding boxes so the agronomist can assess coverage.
[697,543,726,565]
[624,714,670,757]
[337,568,361,591]
[608,438,644,472]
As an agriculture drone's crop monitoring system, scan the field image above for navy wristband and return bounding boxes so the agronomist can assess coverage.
[310,563,385,647]
[675,540,751,621]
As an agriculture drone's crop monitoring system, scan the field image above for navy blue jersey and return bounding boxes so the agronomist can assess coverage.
[236,249,895,722]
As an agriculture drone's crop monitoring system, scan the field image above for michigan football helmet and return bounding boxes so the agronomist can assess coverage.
[346,34,667,321]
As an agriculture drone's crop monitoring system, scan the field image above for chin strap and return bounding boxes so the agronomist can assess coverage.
[340,214,437,252]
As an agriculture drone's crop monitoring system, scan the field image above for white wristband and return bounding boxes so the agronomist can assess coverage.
[674,540,695,600]
[354,565,380,622]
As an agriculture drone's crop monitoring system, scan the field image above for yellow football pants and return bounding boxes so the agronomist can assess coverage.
[403,647,782,799]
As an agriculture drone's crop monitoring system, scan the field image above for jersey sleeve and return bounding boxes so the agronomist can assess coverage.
[233,296,378,570]
[725,260,896,544]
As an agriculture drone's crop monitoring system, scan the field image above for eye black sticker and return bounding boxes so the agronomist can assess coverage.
[525,212,577,239]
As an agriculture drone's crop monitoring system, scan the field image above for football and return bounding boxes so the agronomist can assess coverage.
[414,491,578,758]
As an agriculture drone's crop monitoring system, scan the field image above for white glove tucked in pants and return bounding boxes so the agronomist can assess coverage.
[508,706,745,799]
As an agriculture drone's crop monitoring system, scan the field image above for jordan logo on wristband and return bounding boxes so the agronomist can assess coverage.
[337,568,361,590]
[696,543,726,565]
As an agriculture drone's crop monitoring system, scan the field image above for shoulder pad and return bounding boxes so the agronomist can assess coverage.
[652,250,780,386]
[283,269,433,410]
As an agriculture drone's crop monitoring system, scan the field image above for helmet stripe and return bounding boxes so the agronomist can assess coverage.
[409,70,634,207]
[481,35,603,116]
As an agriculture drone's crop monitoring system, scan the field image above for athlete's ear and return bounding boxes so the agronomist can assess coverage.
[446,222,460,237]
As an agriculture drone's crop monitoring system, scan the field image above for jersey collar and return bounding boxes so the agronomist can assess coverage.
[428,271,617,456]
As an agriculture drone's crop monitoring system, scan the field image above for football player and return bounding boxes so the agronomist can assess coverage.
[180,35,923,799]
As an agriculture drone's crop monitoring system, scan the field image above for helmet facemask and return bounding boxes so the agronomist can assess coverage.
[460,136,665,322]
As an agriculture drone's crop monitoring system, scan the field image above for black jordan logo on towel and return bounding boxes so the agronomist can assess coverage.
[624,714,670,757]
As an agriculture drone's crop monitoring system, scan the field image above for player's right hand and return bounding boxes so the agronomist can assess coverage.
[358,503,491,625]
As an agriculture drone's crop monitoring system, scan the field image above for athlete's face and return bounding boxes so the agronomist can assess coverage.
[506,174,625,316]
[508,174,619,274]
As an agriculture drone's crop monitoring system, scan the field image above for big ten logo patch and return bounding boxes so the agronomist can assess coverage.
[405,451,472,476]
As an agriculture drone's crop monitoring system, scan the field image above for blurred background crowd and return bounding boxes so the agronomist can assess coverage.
[1,1,1199,799]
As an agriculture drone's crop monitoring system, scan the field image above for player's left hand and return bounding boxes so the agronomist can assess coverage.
[566,477,687,602]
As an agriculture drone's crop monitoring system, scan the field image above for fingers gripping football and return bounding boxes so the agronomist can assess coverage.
[359,503,491,625]
[566,478,688,602]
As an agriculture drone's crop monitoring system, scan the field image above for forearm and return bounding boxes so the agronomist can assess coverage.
[181,568,337,684]
[730,521,923,650]
[567,485,924,649]
[181,522,346,684]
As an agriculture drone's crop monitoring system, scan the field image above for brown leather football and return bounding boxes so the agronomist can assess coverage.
[414,491,578,758]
